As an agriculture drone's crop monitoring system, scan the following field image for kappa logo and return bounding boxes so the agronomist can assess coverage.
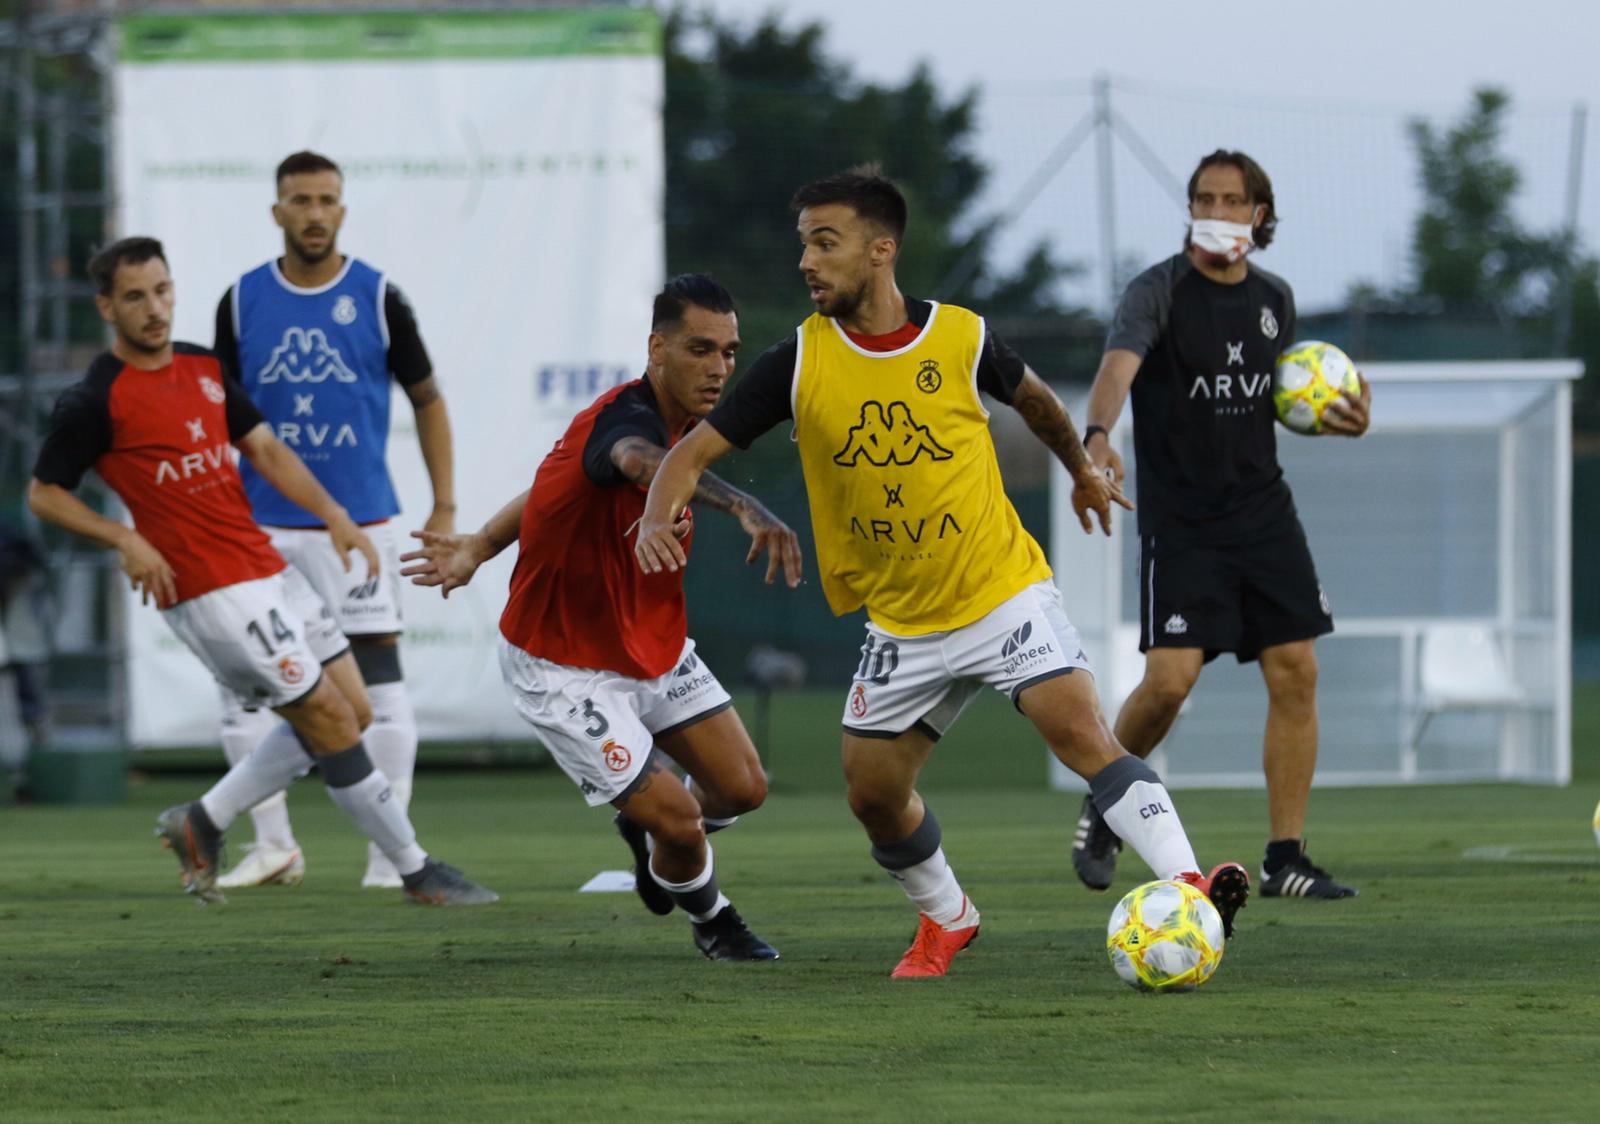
[601,740,632,773]
[833,401,953,467]
[915,358,942,393]
[332,294,358,325]
[578,779,600,796]
[1260,306,1279,339]
[1164,614,1189,635]
[256,327,358,385]
[1000,621,1034,657]
[198,376,226,405]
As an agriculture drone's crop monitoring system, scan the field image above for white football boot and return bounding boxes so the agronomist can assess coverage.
[216,842,305,889]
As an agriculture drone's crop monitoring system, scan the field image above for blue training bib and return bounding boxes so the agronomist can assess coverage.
[232,257,398,526]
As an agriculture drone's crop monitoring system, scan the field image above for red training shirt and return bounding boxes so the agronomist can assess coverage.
[32,343,285,604]
[499,377,693,679]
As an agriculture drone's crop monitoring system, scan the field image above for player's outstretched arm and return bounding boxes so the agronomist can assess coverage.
[636,423,728,576]
[27,479,177,607]
[1319,371,1372,437]
[404,376,457,533]
[1011,367,1134,537]
[400,489,528,599]
[234,423,380,576]
[1083,348,1141,484]
[613,436,801,587]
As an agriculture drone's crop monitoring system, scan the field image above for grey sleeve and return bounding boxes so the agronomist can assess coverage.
[1104,270,1171,358]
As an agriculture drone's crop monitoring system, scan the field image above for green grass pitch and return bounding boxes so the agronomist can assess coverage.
[2,686,1598,1122]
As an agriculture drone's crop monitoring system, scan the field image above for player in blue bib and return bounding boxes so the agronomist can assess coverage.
[211,151,456,890]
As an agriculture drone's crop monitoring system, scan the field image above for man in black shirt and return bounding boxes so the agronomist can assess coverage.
[1077,150,1371,901]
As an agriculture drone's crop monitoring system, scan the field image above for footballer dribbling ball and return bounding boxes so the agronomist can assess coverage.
[1274,340,1362,435]
[1106,879,1225,992]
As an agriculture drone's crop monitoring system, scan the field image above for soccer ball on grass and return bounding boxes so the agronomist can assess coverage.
[1274,340,1362,435]
[1106,878,1225,992]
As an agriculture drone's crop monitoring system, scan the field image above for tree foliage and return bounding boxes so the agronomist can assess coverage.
[1407,88,1576,317]
[662,8,1083,353]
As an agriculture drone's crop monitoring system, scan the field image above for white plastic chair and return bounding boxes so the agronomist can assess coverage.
[1409,624,1530,750]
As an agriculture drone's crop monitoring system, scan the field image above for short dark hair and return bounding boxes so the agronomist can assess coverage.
[276,150,342,190]
[87,236,168,296]
[652,273,736,332]
[791,164,908,246]
[1188,149,1277,249]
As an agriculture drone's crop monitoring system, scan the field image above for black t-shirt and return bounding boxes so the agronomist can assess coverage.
[580,374,673,486]
[213,276,434,387]
[706,297,1027,449]
[1107,254,1297,539]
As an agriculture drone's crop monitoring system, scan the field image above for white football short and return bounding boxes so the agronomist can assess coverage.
[841,579,1093,739]
[264,520,403,637]
[497,636,732,806]
[165,568,347,710]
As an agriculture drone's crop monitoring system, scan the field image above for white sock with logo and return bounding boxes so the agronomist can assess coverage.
[220,704,299,851]
[1091,756,1199,881]
[200,720,315,832]
[361,681,417,876]
[316,742,427,878]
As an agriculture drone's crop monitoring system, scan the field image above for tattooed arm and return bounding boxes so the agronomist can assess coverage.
[615,435,802,586]
[1009,368,1133,537]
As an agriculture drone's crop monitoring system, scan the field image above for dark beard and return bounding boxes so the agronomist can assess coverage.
[121,326,169,353]
[820,278,870,320]
[286,233,336,266]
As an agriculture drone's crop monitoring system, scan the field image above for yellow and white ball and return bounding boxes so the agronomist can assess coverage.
[1106,878,1225,992]
[1274,340,1362,435]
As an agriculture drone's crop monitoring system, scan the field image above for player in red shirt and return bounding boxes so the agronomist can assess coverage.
[28,237,494,906]
[401,274,800,959]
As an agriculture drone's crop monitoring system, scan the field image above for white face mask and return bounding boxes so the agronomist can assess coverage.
[1188,217,1256,263]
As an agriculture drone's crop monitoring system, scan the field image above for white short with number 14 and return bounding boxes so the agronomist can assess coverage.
[162,568,346,710]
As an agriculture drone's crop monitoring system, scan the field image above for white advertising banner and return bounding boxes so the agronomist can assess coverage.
[112,9,663,746]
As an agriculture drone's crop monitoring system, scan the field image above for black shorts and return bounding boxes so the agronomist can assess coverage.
[1138,515,1333,663]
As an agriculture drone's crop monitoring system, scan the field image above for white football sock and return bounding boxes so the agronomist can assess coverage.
[221,704,298,850]
[199,720,315,832]
[888,847,972,927]
[361,681,418,875]
[323,768,427,877]
[1098,778,1199,881]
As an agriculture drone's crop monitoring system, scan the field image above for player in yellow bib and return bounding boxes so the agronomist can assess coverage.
[637,167,1249,978]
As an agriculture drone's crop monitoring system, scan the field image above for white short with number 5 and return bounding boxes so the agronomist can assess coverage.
[163,568,346,710]
[497,636,732,806]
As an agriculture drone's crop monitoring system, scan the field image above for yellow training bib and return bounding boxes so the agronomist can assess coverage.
[792,301,1051,635]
